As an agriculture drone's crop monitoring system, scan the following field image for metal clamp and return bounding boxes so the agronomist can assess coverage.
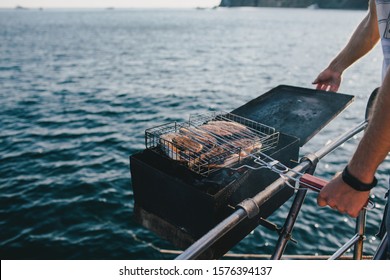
[299,152,319,174]
[238,198,260,219]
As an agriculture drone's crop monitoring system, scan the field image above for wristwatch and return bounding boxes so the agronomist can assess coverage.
[341,165,377,192]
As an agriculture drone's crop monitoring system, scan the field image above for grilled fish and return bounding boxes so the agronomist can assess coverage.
[231,137,262,155]
[208,153,240,168]
[172,134,203,153]
[159,133,182,160]
[205,120,252,136]
[179,127,216,147]
[159,119,263,170]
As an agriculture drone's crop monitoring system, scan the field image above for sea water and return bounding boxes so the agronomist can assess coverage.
[0,7,388,259]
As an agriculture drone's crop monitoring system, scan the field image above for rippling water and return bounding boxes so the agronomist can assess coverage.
[1,7,388,260]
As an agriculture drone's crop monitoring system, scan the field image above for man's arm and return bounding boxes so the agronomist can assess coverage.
[313,0,379,92]
[317,68,390,217]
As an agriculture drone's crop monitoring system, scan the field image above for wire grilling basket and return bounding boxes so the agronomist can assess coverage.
[145,112,280,176]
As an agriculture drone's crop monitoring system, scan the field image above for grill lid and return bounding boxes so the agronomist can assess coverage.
[231,85,354,146]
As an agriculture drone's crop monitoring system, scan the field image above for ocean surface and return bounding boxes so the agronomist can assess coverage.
[1,7,389,260]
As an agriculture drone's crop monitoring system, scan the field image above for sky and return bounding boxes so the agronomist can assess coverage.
[1,0,221,8]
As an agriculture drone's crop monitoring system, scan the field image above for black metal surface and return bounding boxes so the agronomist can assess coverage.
[232,85,354,146]
[130,133,299,258]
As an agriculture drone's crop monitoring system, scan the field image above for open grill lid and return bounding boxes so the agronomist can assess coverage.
[232,85,354,146]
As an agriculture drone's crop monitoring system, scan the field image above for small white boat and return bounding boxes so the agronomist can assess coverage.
[307,4,319,9]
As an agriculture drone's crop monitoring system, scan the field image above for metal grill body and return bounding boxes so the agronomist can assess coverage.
[131,132,298,258]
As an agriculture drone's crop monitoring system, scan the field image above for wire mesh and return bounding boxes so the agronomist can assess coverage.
[145,112,280,176]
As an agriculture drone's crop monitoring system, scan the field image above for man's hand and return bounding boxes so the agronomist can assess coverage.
[317,173,370,218]
[312,68,342,92]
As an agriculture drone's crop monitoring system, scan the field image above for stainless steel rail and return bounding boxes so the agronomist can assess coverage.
[176,120,368,260]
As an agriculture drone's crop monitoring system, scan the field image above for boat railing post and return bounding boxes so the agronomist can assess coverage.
[353,208,367,260]
[329,234,360,260]
[328,208,367,260]
[373,232,388,259]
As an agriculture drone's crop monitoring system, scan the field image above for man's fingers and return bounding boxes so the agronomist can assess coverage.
[317,194,327,207]
[317,83,325,90]
[329,84,338,92]
[314,81,339,92]
[320,84,329,91]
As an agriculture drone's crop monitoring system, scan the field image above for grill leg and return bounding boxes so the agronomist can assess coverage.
[270,188,308,260]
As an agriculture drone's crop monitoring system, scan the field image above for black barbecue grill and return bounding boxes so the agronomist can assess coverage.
[130,85,354,259]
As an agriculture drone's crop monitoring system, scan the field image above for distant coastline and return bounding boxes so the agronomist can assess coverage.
[15,5,28,10]
[219,0,368,10]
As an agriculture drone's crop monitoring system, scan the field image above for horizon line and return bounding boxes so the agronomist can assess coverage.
[0,6,219,9]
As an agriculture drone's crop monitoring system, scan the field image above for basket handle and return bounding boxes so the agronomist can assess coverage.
[299,173,327,192]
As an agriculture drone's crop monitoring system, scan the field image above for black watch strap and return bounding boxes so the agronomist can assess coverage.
[341,165,377,192]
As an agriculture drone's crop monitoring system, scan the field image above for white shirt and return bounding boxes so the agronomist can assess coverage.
[376,0,390,80]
